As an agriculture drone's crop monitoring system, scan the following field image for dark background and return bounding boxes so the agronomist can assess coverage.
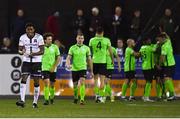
[0,0,180,53]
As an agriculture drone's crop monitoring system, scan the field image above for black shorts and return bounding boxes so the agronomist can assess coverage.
[125,71,135,79]
[21,62,41,77]
[154,66,164,79]
[42,71,56,82]
[162,65,175,78]
[106,69,114,79]
[143,69,154,82]
[93,63,107,75]
[72,70,86,82]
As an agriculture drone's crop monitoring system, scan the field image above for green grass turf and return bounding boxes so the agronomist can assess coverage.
[0,98,180,118]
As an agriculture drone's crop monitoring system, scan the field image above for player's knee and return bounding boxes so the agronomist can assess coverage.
[146,78,152,83]
[34,79,39,87]
[34,83,39,87]
[21,74,29,84]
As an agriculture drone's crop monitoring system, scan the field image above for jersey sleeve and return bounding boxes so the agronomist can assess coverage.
[68,46,73,56]
[89,39,92,47]
[86,46,91,56]
[130,48,134,55]
[139,47,143,53]
[107,38,111,47]
[38,35,44,46]
[112,47,117,56]
[161,45,167,55]
[19,36,24,46]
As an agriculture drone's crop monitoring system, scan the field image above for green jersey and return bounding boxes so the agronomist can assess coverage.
[89,36,111,63]
[107,47,117,69]
[42,44,60,71]
[124,47,136,72]
[139,44,156,70]
[68,44,91,71]
[161,38,175,66]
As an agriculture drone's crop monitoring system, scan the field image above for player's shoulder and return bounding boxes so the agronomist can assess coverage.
[126,47,133,52]
[34,33,43,39]
[19,33,27,39]
[52,44,59,48]
[69,44,77,49]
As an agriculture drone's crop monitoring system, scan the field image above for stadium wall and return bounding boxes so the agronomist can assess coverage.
[0,54,180,97]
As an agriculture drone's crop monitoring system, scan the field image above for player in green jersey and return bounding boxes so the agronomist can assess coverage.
[139,38,156,102]
[157,33,176,101]
[89,27,114,103]
[105,46,121,102]
[42,33,61,105]
[121,39,138,101]
[66,33,93,105]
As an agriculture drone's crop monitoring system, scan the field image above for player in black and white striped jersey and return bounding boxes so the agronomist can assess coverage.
[16,23,44,108]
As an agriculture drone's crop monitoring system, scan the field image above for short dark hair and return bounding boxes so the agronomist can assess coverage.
[96,26,104,34]
[25,22,35,29]
[43,32,54,40]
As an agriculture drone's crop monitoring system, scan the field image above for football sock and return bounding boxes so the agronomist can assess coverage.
[121,83,128,96]
[130,81,137,96]
[144,82,151,97]
[49,87,55,99]
[165,79,175,96]
[80,84,85,101]
[20,83,26,102]
[33,85,40,104]
[74,85,78,99]
[94,86,99,96]
[105,84,112,96]
[44,86,49,100]
[156,83,162,98]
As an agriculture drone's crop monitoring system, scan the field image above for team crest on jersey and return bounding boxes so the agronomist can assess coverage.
[33,39,37,43]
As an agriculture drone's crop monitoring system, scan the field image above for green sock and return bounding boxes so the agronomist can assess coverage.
[49,87,55,99]
[99,88,105,97]
[168,80,175,96]
[156,83,162,98]
[80,84,85,101]
[44,86,49,100]
[74,85,78,99]
[122,83,128,96]
[105,84,112,96]
[94,86,99,95]
[130,81,137,96]
[165,79,175,96]
[144,82,151,97]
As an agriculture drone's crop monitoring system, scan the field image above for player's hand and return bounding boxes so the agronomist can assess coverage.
[156,65,162,70]
[65,64,72,70]
[90,72,94,78]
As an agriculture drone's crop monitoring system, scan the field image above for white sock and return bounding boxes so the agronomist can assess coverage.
[33,86,40,104]
[20,83,26,102]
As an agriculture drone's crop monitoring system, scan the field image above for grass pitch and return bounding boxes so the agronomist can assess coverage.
[0,98,180,118]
